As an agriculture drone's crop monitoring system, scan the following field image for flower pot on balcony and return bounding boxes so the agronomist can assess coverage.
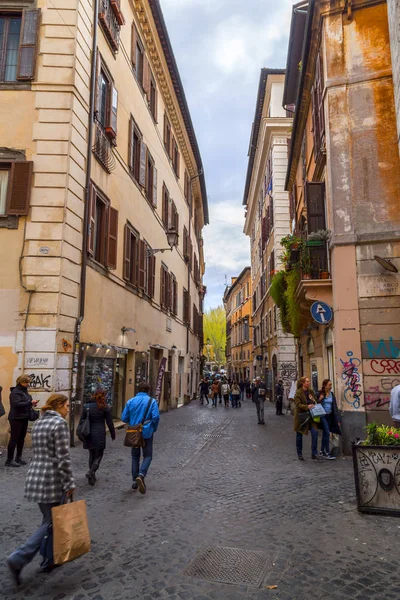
[320,271,330,279]
[302,273,312,280]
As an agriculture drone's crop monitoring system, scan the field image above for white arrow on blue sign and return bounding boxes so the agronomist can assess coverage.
[310,301,333,325]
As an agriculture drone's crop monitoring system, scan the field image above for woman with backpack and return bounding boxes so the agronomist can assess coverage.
[79,389,115,486]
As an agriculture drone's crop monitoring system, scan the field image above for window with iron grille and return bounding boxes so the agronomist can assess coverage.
[99,0,122,53]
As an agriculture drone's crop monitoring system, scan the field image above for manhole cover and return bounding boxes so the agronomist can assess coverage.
[184,546,269,587]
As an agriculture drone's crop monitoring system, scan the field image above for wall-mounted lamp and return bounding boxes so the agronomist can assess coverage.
[374,255,398,274]
[146,228,179,257]
[122,326,136,334]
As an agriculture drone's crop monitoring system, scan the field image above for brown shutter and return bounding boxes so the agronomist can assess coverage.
[305,181,326,233]
[139,142,146,187]
[87,184,96,256]
[6,161,33,216]
[124,225,131,281]
[149,255,155,298]
[138,239,146,289]
[143,56,150,99]
[162,185,169,228]
[183,289,189,323]
[176,149,180,178]
[160,266,165,306]
[153,84,158,123]
[16,9,40,81]
[128,117,134,172]
[107,207,118,269]
[166,272,171,311]
[153,166,158,207]
[131,23,138,68]
[106,85,118,140]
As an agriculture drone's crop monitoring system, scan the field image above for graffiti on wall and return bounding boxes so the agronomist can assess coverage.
[340,351,362,409]
[280,362,297,397]
[368,360,400,375]
[362,338,400,359]
[29,373,52,390]
[362,386,390,411]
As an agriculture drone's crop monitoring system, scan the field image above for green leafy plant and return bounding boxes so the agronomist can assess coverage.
[270,270,290,332]
[300,246,312,275]
[284,270,302,337]
[363,423,400,446]
[280,234,302,251]
[307,229,331,242]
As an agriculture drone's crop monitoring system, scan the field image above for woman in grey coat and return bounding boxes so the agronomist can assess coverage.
[6,394,75,586]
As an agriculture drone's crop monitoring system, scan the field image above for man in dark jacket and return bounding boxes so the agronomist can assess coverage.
[6,375,38,467]
[275,379,284,415]
[199,379,209,405]
[252,377,267,424]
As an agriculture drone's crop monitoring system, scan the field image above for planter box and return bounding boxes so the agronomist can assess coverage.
[352,444,400,516]
[306,240,325,247]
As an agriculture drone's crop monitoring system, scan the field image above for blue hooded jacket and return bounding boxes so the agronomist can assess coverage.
[121,393,160,439]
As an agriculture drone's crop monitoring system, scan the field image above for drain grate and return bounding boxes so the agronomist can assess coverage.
[184,546,269,587]
[203,433,226,439]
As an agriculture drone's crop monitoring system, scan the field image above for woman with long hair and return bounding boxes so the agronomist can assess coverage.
[293,376,320,461]
[318,379,341,459]
[81,388,115,486]
[7,394,74,585]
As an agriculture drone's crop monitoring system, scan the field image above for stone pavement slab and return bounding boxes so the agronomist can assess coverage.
[0,399,399,599]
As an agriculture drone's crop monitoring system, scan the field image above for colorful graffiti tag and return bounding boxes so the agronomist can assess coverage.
[341,351,362,409]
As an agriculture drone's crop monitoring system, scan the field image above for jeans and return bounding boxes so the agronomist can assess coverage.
[8,502,59,570]
[232,395,240,408]
[255,400,265,423]
[296,428,318,457]
[223,394,230,407]
[212,394,218,407]
[320,416,331,454]
[200,392,209,404]
[276,398,283,415]
[88,448,104,473]
[131,436,153,480]
[7,418,29,461]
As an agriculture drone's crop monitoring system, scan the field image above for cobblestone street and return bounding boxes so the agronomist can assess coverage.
[1,399,399,600]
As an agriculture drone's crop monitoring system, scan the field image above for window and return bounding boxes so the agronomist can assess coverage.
[124,224,139,285]
[0,10,40,83]
[171,275,178,315]
[128,117,142,182]
[95,56,118,143]
[146,246,155,298]
[305,181,326,233]
[99,0,122,53]
[124,225,154,296]
[183,288,190,325]
[131,23,144,84]
[164,113,172,158]
[172,136,180,177]
[183,226,193,269]
[162,184,170,229]
[269,310,273,338]
[184,171,190,203]
[312,52,325,159]
[145,150,155,203]
[274,306,277,332]
[88,184,118,269]
[0,162,32,216]
[160,264,170,309]
[149,75,158,121]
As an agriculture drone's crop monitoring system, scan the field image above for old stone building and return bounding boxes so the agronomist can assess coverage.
[0,0,207,444]
[243,69,296,399]
[283,0,400,451]
[223,268,252,382]
[388,0,400,156]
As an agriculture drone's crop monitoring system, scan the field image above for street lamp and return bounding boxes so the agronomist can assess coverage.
[146,227,179,257]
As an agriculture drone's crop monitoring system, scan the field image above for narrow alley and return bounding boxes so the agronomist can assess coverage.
[1,400,398,600]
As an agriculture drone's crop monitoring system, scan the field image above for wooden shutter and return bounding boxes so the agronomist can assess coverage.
[87,184,96,256]
[143,56,150,99]
[148,255,155,298]
[166,272,171,311]
[6,161,33,216]
[138,239,146,289]
[183,226,188,257]
[305,181,326,233]
[131,23,138,68]
[139,142,146,187]
[106,85,118,140]
[162,185,169,228]
[183,289,190,324]
[94,51,102,114]
[152,166,158,207]
[123,225,131,281]
[261,216,267,249]
[270,198,274,228]
[107,207,118,269]
[17,9,40,81]
[160,266,165,306]
[128,117,134,172]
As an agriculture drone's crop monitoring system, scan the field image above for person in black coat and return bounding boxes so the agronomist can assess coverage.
[6,375,38,467]
[275,379,284,415]
[80,388,115,486]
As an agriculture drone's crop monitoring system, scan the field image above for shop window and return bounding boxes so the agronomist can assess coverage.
[0,10,40,83]
[88,184,118,269]
[0,161,32,216]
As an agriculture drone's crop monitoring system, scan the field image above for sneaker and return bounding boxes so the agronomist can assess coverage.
[324,453,336,460]
[312,455,323,460]
[7,559,21,586]
[5,460,21,468]
[15,458,27,466]
[131,482,138,492]
[136,475,146,495]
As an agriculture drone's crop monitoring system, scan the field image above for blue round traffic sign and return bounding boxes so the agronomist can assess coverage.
[310,301,333,325]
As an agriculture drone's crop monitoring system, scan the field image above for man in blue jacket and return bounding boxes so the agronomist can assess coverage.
[121,382,160,495]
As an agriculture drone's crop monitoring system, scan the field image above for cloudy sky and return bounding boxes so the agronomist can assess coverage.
[161,0,295,310]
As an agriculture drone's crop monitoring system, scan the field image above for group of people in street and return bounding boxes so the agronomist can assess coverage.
[2,379,160,586]
[199,376,245,408]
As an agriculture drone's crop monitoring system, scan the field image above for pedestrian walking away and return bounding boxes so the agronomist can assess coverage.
[275,379,284,415]
[239,379,245,403]
[231,382,241,408]
[211,380,219,407]
[294,377,320,461]
[0,384,5,456]
[199,378,209,405]
[79,388,116,486]
[6,375,39,468]
[318,379,341,460]
[245,378,252,400]
[218,379,222,404]
[252,377,267,424]
[121,382,160,494]
[221,379,230,408]
[6,394,75,586]
[389,382,400,429]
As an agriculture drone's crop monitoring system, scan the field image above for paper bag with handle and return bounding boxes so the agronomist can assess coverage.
[52,494,91,565]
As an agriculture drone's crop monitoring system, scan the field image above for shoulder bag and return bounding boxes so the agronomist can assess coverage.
[76,404,90,441]
[124,397,153,448]
[28,407,40,421]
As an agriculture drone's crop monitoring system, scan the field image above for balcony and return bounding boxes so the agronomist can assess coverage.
[99,0,121,52]
[295,242,332,308]
[92,122,116,173]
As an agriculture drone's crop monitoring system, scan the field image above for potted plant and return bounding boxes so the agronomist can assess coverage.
[319,270,330,280]
[300,247,312,280]
[307,229,331,247]
[280,234,302,251]
[353,423,400,516]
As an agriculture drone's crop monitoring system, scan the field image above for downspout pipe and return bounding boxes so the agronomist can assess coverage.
[69,0,99,446]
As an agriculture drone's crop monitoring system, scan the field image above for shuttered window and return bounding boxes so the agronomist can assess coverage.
[163,113,172,157]
[95,55,118,144]
[0,161,33,216]
[170,200,178,233]
[107,206,118,269]
[145,150,155,203]
[171,275,178,315]
[98,0,122,53]
[149,74,158,121]
[184,171,190,202]
[138,239,146,290]
[0,10,40,83]
[311,52,325,160]
[146,251,155,298]
[162,184,169,229]
[123,224,138,285]
[172,136,180,177]
[305,181,326,233]
[128,117,142,182]
[17,9,40,80]
[88,183,118,270]
[183,289,190,325]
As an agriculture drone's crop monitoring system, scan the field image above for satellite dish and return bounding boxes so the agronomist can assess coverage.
[373,255,398,273]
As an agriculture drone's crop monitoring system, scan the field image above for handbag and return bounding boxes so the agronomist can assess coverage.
[124,397,153,448]
[298,411,310,431]
[309,404,326,419]
[28,407,39,421]
[52,494,91,565]
[76,405,90,441]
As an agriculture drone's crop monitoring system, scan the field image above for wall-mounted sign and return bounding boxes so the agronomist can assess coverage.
[256,354,263,361]
[310,301,333,325]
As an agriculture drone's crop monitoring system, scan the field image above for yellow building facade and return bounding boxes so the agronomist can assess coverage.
[224,268,253,382]
[0,0,207,444]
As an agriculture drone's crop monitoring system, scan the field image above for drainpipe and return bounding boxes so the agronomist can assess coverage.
[69,0,99,446]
